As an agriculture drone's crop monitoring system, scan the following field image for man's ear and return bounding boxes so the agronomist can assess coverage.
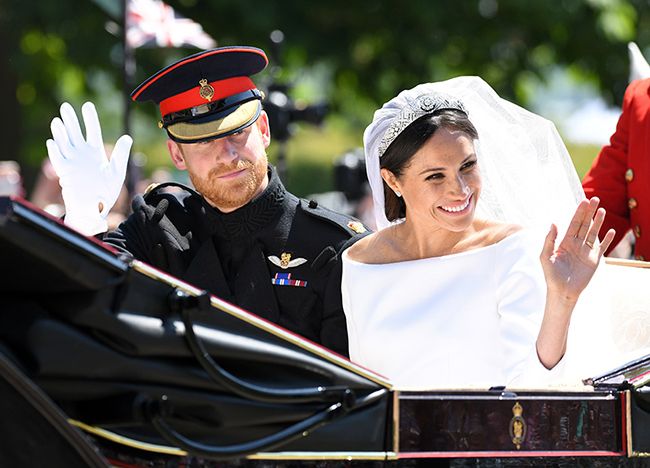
[381,168,401,194]
[167,140,187,170]
[256,111,271,148]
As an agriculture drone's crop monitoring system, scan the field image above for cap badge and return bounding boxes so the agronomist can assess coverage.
[268,253,307,269]
[347,220,367,234]
[198,79,215,102]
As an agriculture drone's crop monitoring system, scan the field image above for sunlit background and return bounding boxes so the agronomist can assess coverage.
[2,0,649,198]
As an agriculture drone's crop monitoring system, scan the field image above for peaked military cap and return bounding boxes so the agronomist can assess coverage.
[131,46,268,143]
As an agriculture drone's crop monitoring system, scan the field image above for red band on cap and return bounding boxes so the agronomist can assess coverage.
[159,76,255,117]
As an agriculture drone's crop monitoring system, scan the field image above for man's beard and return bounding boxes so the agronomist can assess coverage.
[189,155,268,211]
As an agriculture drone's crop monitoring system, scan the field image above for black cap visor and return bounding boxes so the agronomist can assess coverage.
[166,99,262,144]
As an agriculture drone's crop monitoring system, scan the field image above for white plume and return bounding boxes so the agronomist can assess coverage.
[628,42,650,82]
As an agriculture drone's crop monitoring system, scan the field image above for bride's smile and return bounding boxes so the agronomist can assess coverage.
[439,193,473,214]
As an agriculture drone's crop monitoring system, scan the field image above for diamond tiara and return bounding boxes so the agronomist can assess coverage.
[377,93,467,158]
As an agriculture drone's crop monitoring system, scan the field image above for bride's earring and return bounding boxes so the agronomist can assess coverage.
[395,191,402,198]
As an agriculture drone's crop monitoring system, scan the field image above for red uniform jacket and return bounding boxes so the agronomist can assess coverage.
[582,78,650,260]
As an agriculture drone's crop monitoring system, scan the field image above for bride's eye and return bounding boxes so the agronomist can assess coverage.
[461,160,477,171]
[425,173,444,181]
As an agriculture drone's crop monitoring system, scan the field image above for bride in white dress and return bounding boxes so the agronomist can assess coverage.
[341,77,615,389]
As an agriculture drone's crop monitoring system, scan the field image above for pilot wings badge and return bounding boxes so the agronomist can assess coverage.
[268,252,308,269]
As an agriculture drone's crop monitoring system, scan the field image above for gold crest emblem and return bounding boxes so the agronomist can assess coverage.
[267,253,308,269]
[280,252,292,268]
[199,79,215,102]
[509,402,526,450]
[347,221,367,234]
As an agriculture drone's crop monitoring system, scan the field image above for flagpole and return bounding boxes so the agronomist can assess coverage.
[122,0,137,200]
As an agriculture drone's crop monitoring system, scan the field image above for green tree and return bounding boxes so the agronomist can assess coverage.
[1,0,647,192]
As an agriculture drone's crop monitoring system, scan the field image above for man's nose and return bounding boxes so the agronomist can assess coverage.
[210,137,238,162]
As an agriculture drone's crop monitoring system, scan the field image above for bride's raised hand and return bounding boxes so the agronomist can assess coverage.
[540,197,615,303]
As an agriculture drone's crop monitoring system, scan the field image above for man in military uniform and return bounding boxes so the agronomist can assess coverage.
[583,77,650,261]
[46,46,367,356]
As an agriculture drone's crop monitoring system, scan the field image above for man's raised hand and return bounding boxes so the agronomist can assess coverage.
[46,102,132,235]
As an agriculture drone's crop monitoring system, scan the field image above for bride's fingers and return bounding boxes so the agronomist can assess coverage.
[576,197,600,241]
[598,228,616,256]
[541,223,558,262]
[584,207,606,249]
[565,199,591,239]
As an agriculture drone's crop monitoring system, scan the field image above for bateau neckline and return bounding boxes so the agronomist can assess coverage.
[343,228,529,267]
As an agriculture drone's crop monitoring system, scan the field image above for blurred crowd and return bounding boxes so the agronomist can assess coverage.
[0,154,174,231]
[0,136,637,258]
[0,147,637,257]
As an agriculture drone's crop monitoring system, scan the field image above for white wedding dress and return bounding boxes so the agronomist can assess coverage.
[342,229,564,390]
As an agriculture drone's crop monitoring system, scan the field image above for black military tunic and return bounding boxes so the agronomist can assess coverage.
[103,166,366,356]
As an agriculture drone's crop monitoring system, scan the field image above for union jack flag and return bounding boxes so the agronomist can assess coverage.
[126,0,216,49]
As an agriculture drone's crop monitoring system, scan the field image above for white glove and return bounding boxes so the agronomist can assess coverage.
[46,102,132,236]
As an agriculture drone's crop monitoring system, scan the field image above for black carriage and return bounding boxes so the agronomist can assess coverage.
[1,196,648,467]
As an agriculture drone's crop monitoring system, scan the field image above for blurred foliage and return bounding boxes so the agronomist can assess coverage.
[269,116,361,197]
[566,142,603,179]
[1,0,648,194]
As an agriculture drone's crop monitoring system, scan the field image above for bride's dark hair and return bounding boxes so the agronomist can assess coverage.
[381,109,478,221]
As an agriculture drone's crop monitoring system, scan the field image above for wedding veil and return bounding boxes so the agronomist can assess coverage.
[363,76,586,234]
